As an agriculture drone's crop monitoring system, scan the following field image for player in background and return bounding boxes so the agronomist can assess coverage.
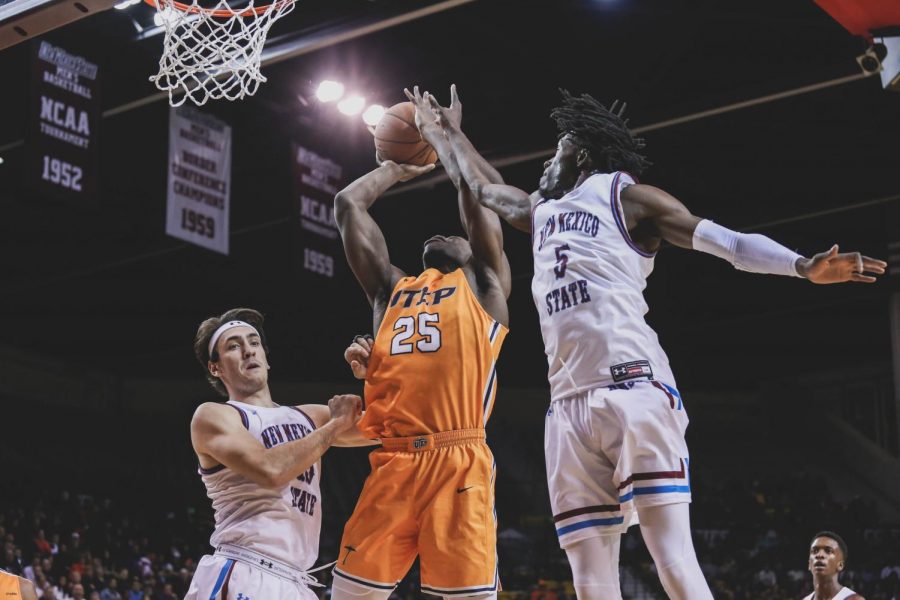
[804,532,863,600]
[418,85,885,600]
[0,570,39,600]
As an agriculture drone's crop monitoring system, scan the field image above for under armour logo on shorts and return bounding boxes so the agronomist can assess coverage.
[413,437,428,449]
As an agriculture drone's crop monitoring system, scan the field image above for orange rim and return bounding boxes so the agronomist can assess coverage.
[143,0,288,18]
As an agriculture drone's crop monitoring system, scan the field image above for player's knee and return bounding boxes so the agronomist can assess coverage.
[654,551,693,574]
[573,583,623,600]
[638,503,703,574]
[564,535,621,589]
[330,575,393,600]
[654,558,713,600]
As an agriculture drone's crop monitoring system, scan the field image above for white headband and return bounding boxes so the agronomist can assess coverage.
[208,320,260,357]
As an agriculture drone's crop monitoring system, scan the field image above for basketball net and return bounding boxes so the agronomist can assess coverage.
[146,0,295,106]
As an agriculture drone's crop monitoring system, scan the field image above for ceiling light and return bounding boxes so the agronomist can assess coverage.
[362,104,385,126]
[315,80,344,103]
[337,95,365,116]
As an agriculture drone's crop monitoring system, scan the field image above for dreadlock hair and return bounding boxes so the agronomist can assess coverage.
[551,89,651,175]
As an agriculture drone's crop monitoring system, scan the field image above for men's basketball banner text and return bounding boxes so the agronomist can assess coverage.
[27,41,101,205]
[165,106,232,255]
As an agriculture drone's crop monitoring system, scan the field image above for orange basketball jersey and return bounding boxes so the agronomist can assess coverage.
[359,268,507,438]
[0,571,23,600]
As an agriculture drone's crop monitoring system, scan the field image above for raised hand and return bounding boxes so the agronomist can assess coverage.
[796,245,887,284]
[426,83,462,131]
[404,85,442,145]
[344,334,374,380]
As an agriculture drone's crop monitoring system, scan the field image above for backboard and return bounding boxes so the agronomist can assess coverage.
[0,0,118,50]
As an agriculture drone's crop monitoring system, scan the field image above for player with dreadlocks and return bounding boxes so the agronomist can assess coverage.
[403,85,886,600]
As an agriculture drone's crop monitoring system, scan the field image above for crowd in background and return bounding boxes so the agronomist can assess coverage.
[3,469,899,599]
[0,491,202,600]
[3,407,899,599]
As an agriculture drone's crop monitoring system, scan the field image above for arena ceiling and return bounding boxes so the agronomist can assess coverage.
[0,0,896,392]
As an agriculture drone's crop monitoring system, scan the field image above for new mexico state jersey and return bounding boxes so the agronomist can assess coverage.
[531,172,676,401]
[359,268,507,438]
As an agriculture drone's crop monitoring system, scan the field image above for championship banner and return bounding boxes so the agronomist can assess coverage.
[28,40,100,204]
[291,143,342,278]
[165,106,231,255]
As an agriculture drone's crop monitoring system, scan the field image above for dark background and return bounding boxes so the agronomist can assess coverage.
[1,1,899,599]
[0,0,896,392]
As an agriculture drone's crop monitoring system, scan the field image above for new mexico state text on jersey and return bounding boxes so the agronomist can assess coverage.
[531,171,677,401]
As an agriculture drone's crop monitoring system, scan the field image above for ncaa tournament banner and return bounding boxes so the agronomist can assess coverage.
[165,106,231,255]
[291,143,343,279]
[28,41,100,205]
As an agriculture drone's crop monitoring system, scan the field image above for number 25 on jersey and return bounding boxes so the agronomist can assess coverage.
[391,313,442,355]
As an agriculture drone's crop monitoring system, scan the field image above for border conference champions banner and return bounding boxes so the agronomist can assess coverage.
[165,106,231,255]
[28,41,100,204]
[291,143,342,278]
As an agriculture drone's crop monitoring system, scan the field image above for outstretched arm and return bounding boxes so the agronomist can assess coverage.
[621,183,887,283]
[191,395,362,488]
[299,403,380,447]
[427,85,534,233]
[334,161,434,305]
[406,86,511,296]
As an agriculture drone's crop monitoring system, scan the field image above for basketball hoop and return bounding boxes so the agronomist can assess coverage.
[145,0,295,106]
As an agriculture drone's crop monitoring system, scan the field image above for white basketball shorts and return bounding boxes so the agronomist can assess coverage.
[186,553,318,600]
[545,380,691,549]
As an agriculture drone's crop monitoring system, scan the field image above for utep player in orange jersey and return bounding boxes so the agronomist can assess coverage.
[0,570,38,600]
[330,87,512,600]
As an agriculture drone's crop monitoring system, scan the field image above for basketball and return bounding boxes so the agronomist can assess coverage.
[373,102,438,166]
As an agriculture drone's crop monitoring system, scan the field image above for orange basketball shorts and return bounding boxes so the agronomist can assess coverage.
[332,429,499,596]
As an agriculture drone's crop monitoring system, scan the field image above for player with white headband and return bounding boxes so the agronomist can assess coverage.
[186,307,377,600]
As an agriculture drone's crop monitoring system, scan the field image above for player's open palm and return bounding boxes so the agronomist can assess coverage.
[426,84,462,131]
[800,244,887,284]
[404,86,440,136]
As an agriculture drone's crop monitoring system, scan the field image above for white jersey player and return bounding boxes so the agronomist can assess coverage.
[186,308,375,600]
[803,532,864,600]
[416,85,886,600]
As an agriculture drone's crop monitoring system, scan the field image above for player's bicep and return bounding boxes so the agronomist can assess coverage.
[191,404,270,484]
[622,184,701,249]
[333,199,399,304]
